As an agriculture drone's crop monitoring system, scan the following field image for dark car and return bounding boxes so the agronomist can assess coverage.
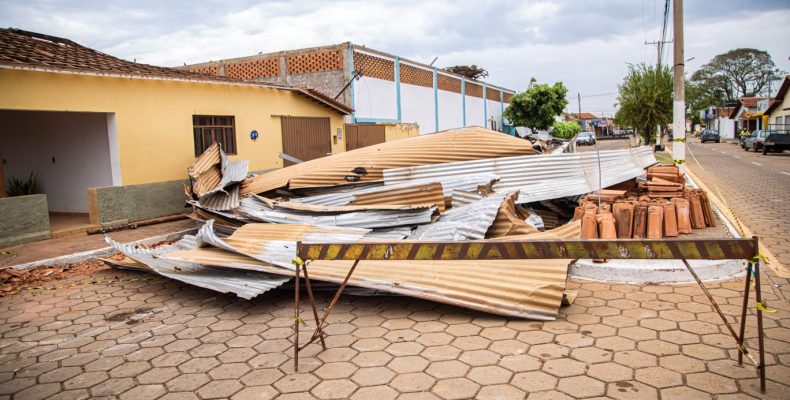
[700,129,720,143]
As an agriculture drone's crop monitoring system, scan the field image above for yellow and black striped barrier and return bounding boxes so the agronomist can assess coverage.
[297,238,758,262]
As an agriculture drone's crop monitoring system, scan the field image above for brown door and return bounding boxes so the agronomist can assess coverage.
[346,124,386,151]
[280,116,332,166]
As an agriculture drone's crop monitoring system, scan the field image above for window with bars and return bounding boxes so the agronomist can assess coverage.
[192,115,236,156]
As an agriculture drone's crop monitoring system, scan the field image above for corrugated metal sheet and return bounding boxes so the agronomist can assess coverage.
[352,182,446,213]
[291,174,499,207]
[196,220,369,269]
[451,189,486,207]
[198,185,240,211]
[234,196,437,229]
[385,146,657,204]
[240,127,534,195]
[487,192,540,237]
[410,192,507,240]
[105,234,289,299]
[188,142,221,179]
[157,221,581,320]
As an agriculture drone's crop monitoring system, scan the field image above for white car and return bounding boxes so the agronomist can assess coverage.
[576,131,596,145]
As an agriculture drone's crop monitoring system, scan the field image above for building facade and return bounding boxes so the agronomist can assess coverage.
[0,29,351,245]
[183,43,516,134]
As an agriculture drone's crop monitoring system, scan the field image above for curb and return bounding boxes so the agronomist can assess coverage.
[9,228,198,270]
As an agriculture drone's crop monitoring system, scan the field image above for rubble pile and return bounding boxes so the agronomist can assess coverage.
[574,164,716,240]
[108,127,679,319]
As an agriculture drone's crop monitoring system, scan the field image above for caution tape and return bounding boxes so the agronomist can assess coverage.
[294,315,307,325]
[752,253,769,265]
[9,276,154,293]
[672,137,686,142]
[757,302,779,314]
[672,159,685,164]
[292,257,305,267]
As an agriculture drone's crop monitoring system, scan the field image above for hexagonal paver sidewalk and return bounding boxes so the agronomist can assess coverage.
[0,263,788,400]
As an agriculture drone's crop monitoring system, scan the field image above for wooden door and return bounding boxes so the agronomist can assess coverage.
[280,116,332,166]
[346,124,386,151]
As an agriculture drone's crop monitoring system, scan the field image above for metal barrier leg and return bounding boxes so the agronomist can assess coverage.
[680,259,756,364]
[737,261,752,365]
[301,263,326,350]
[293,260,301,372]
[754,259,766,394]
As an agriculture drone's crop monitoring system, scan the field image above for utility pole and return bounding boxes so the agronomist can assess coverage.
[578,92,582,129]
[672,0,686,172]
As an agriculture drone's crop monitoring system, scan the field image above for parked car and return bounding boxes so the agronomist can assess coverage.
[762,132,790,155]
[576,131,596,145]
[700,129,720,143]
[742,130,776,152]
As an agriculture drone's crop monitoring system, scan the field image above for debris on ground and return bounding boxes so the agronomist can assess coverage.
[0,261,109,296]
[105,127,720,319]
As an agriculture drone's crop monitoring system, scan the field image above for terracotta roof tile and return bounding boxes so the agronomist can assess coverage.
[0,28,235,83]
[0,28,352,115]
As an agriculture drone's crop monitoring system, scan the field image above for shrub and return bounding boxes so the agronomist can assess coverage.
[6,172,39,197]
[552,121,581,140]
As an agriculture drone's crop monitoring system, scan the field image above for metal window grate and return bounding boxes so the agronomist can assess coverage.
[193,115,237,156]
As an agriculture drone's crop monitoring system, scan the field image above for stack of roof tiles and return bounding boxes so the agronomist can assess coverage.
[574,164,716,240]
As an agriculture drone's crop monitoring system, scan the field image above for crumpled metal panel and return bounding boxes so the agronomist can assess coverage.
[195,220,369,270]
[384,146,657,204]
[105,234,288,299]
[451,189,486,208]
[235,196,437,229]
[240,127,534,195]
[157,221,582,320]
[197,185,240,211]
[410,192,507,240]
[291,174,499,207]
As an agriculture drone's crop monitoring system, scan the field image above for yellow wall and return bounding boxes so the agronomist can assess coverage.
[383,123,420,142]
[0,69,346,185]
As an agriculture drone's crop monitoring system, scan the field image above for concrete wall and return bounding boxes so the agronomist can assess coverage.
[354,77,398,120]
[88,180,188,225]
[0,110,114,213]
[0,69,347,186]
[254,70,346,104]
[383,123,420,142]
[401,84,435,134]
[0,194,51,247]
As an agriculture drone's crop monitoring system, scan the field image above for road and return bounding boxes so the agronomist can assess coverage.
[578,137,790,268]
[684,139,790,268]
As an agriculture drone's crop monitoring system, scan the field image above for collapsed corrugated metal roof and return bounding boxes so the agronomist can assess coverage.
[156,220,581,319]
[410,192,507,240]
[384,146,657,204]
[240,127,534,195]
[235,196,437,229]
[105,234,289,299]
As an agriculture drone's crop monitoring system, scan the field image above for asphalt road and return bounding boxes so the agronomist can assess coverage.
[684,139,790,268]
[579,136,790,268]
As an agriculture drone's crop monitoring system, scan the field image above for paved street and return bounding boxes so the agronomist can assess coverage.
[683,140,790,268]
[0,265,788,400]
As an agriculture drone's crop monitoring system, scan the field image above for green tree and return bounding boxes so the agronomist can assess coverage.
[503,80,568,131]
[690,48,785,100]
[616,63,672,144]
[685,78,726,120]
[551,121,581,139]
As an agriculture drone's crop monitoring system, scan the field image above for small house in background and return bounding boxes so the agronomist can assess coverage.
[729,96,774,133]
[181,43,517,135]
[765,75,790,133]
[0,28,351,246]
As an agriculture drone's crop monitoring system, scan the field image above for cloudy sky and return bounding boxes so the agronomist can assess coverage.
[2,0,789,115]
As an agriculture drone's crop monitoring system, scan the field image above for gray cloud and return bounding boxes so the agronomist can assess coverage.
[1,0,788,117]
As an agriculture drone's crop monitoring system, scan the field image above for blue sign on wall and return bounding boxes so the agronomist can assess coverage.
[250,130,259,141]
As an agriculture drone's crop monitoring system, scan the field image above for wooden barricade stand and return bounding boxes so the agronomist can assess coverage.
[292,237,768,394]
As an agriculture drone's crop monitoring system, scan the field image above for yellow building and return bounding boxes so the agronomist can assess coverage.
[0,28,352,243]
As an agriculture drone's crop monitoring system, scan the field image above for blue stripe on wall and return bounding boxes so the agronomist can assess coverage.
[395,56,401,122]
[483,83,487,127]
[461,77,466,126]
[433,67,439,132]
[349,43,356,123]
